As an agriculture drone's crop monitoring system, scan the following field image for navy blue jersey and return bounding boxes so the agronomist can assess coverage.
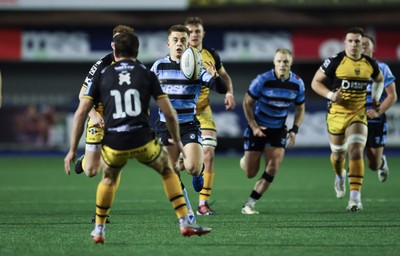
[248,69,305,128]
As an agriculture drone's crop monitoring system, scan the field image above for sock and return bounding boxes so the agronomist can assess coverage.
[199,171,214,203]
[182,187,193,212]
[330,153,346,176]
[162,172,188,219]
[115,173,122,190]
[245,190,262,206]
[348,159,364,192]
[95,182,116,225]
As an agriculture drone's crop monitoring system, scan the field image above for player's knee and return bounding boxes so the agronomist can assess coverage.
[84,163,101,177]
[246,170,258,179]
[187,162,204,177]
[85,170,98,178]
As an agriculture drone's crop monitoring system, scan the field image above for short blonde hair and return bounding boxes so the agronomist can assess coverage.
[275,48,292,56]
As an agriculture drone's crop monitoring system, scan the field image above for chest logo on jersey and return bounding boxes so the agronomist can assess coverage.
[355,67,360,76]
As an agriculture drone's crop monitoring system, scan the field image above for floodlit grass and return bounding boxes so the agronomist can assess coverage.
[0,155,399,256]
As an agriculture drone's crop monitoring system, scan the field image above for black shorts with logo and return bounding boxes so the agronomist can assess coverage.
[155,119,202,146]
[366,114,387,148]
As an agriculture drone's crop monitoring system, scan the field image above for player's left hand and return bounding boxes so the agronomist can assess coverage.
[224,93,236,110]
[367,108,380,119]
[205,61,218,78]
[286,132,296,148]
[372,99,381,113]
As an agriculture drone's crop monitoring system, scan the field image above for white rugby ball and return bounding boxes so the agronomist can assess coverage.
[180,47,203,80]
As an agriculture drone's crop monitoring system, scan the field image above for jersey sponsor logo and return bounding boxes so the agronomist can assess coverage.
[118,72,131,85]
[341,80,369,90]
[88,60,102,76]
[322,58,331,68]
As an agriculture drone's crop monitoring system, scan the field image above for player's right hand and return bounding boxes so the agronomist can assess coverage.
[64,151,76,175]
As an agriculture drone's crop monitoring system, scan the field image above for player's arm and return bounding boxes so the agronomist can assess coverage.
[287,103,305,148]
[371,71,384,102]
[78,86,103,126]
[243,93,266,137]
[368,82,397,118]
[218,66,235,110]
[311,69,342,102]
[64,98,93,175]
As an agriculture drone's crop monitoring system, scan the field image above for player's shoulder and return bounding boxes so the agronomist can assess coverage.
[321,51,345,70]
[202,46,219,57]
[360,53,376,64]
[289,71,304,83]
[152,56,171,68]
[259,69,275,80]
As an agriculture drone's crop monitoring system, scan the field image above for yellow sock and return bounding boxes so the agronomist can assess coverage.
[162,172,187,219]
[199,171,214,201]
[82,157,86,171]
[95,182,116,225]
[348,159,364,192]
[330,153,345,176]
[115,173,122,190]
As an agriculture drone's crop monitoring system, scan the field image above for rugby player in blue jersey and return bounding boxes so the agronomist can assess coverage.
[240,48,305,214]
[150,24,227,221]
[362,35,397,182]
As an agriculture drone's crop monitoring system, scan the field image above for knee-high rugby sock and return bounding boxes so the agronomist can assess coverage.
[348,159,364,192]
[199,171,214,203]
[162,172,187,219]
[182,187,193,212]
[95,182,116,225]
[330,153,346,176]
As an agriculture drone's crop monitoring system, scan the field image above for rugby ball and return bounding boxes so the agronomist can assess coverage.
[180,47,203,80]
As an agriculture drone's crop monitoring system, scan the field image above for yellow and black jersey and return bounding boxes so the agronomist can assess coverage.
[84,59,167,150]
[82,53,114,116]
[321,51,380,113]
[197,47,223,111]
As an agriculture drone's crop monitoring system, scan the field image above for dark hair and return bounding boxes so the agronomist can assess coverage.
[346,27,364,37]
[167,24,190,36]
[113,32,139,58]
[184,16,203,26]
[363,34,375,46]
[112,25,134,37]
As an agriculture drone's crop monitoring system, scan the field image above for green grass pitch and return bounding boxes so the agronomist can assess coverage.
[0,155,399,256]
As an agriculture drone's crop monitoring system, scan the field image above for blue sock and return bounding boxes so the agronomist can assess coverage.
[182,187,193,212]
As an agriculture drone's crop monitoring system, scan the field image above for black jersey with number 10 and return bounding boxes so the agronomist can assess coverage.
[84,59,167,150]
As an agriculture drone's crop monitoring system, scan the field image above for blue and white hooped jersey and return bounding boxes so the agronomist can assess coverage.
[248,69,305,129]
[150,56,213,124]
[366,61,396,122]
